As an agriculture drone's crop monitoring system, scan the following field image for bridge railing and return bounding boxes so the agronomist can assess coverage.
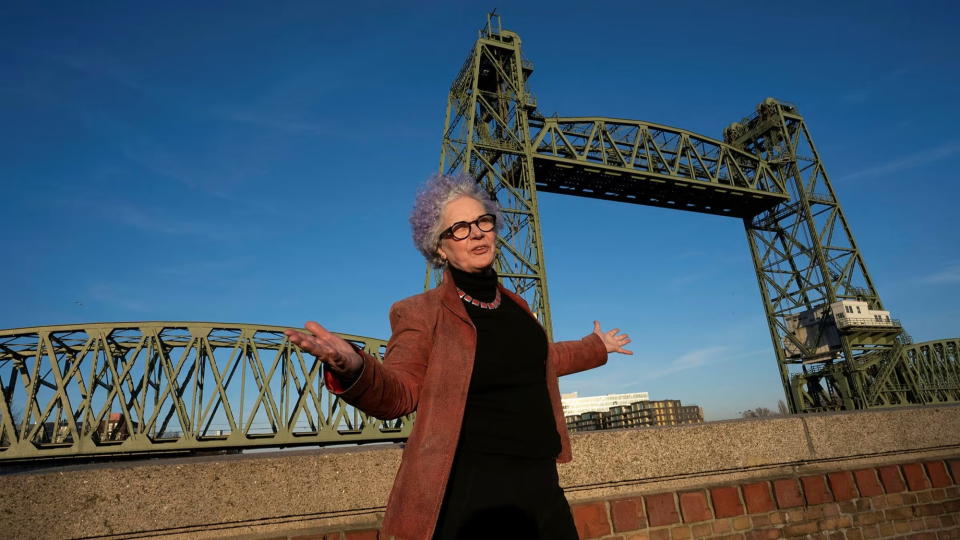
[0,323,408,462]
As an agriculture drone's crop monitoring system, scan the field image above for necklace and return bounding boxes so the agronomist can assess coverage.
[456,287,502,309]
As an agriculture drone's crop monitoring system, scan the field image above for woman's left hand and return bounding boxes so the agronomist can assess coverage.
[593,321,633,355]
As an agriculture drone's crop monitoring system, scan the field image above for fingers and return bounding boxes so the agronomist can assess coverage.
[285,324,339,360]
[593,320,601,333]
[304,320,333,338]
[285,323,362,378]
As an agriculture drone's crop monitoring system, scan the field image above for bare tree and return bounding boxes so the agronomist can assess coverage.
[740,407,775,418]
[777,400,790,416]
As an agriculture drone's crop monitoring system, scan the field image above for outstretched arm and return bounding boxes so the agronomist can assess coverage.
[550,321,632,377]
[284,300,431,420]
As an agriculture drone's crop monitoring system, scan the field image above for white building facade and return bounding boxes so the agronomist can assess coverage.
[561,391,650,416]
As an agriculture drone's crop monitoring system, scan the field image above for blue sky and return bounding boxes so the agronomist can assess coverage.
[2,1,958,421]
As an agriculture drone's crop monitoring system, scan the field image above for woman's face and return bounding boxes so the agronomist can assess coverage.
[436,196,497,273]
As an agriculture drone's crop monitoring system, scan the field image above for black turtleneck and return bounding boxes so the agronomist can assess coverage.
[449,265,560,458]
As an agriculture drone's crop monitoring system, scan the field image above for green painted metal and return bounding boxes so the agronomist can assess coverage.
[723,98,944,413]
[431,16,958,415]
[0,323,408,462]
[529,116,790,217]
[432,13,554,337]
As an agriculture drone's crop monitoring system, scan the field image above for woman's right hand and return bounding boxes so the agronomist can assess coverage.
[284,321,363,381]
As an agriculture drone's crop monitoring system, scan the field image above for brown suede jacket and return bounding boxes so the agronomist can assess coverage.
[325,269,608,540]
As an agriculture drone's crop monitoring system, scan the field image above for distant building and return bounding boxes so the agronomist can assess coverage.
[561,391,650,416]
[564,395,704,433]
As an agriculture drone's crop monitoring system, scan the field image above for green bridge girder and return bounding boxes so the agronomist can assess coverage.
[0,323,408,462]
[529,116,789,218]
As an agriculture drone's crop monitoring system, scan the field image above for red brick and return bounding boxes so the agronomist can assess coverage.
[742,482,775,514]
[711,486,744,518]
[671,526,692,540]
[612,497,646,532]
[948,460,960,484]
[803,505,825,520]
[650,529,671,540]
[827,471,858,501]
[925,461,952,488]
[646,493,680,527]
[879,465,907,493]
[854,468,884,496]
[691,523,713,539]
[886,506,915,520]
[343,530,378,540]
[801,475,834,505]
[745,529,780,540]
[772,478,804,509]
[679,491,711,523]
[903,463,931,491]
[914,502,944,517]
[573,501,612,539]
[783,521,818,536]
[713,520,733,534]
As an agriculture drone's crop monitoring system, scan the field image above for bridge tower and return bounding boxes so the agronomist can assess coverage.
[726,99,955,413]
[431,13,554,337]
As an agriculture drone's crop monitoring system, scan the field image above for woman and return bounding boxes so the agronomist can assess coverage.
[285,173,632,540]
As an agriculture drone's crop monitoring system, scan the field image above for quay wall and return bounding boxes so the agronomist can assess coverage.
[2,405,960,539]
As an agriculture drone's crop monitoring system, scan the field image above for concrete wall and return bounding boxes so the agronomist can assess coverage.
[1,405,959,539]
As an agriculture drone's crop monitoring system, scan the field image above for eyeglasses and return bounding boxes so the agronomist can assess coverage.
[439,214,496,241]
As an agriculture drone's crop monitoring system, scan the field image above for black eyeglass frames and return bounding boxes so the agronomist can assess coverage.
[439,214,496,241]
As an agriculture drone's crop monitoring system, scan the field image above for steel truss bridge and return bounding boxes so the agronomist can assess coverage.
[2,15,957,462]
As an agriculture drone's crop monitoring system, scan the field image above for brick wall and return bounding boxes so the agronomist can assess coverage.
[5,406,959,539]
[567,459,960,540]
[241,459,960,540]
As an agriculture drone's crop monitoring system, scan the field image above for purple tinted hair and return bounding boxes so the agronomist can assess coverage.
[410,173,500,267]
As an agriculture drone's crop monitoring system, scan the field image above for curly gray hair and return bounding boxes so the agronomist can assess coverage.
[410,173,501,267]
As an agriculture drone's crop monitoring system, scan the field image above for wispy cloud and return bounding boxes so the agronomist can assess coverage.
[842,67,910,104]
[38,50,154,95]
[921,263,960,284]
[559,346,733,397]
[837,140,960,181]
[212,109,336,136]
[636,346,727,381]
[85,282,150,314]
[65,197,259,241]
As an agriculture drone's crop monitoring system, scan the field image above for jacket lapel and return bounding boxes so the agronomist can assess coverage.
[438,266,473,327]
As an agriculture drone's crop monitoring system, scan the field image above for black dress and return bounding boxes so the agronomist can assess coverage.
[432,267,579,540]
